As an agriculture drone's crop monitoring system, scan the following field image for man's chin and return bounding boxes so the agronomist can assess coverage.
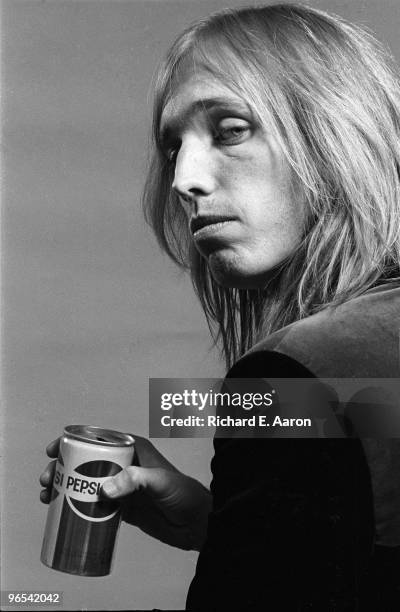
[207,251,263,289]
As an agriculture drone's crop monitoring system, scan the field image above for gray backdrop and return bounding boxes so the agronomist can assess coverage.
[2,0,400,610]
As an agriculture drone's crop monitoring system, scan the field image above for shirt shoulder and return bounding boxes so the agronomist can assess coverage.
[244,283,400,378]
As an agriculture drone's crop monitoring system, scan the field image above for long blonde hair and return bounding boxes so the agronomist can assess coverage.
[142,3,400,368]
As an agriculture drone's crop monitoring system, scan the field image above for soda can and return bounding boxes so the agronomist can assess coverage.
[41,425,135,576]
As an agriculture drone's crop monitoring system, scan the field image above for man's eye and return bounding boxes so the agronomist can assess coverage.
[214,119,251,144]
[167,149,178,164]
[160,136,180,165]
[163,145,179,166]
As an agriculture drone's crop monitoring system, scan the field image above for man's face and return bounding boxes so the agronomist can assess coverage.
[160,73,306,288]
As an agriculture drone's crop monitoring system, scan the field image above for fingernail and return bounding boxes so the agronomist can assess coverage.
[102,480,117,497]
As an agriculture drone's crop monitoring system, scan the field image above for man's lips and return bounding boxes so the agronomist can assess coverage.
[190,215,237,236]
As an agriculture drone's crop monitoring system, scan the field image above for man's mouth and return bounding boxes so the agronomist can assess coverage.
[190,215,237,236]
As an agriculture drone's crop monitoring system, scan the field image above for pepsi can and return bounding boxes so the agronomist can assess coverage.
[41,425,135,576]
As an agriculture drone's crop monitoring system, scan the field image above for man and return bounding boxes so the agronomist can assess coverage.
[41,4,400,609]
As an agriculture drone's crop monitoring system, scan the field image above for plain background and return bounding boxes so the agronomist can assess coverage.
[2,0,400,610]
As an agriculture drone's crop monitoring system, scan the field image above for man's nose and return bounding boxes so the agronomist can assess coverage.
[172,136,216,204]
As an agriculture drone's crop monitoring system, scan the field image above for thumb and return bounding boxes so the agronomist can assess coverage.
[101,466,171,500]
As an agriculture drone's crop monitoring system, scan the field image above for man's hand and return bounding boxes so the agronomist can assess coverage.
[39,435,211,551]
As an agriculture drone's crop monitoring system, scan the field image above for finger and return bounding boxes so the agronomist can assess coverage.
[128,435,179,472]
[40,489,51,504]
[46,438,60,458]
[101,466,171,500]
[39,461,56,487]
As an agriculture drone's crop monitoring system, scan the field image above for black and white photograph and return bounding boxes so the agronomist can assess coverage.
[2,0,400,610]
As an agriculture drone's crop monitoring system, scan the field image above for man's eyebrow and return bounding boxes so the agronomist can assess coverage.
[159,96,250,143]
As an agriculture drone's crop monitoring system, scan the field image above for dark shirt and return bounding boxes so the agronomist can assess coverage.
[186,284,400,611]
[187,352,375,610]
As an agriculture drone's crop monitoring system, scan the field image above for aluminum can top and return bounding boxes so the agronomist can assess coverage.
[64,425,134,447]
